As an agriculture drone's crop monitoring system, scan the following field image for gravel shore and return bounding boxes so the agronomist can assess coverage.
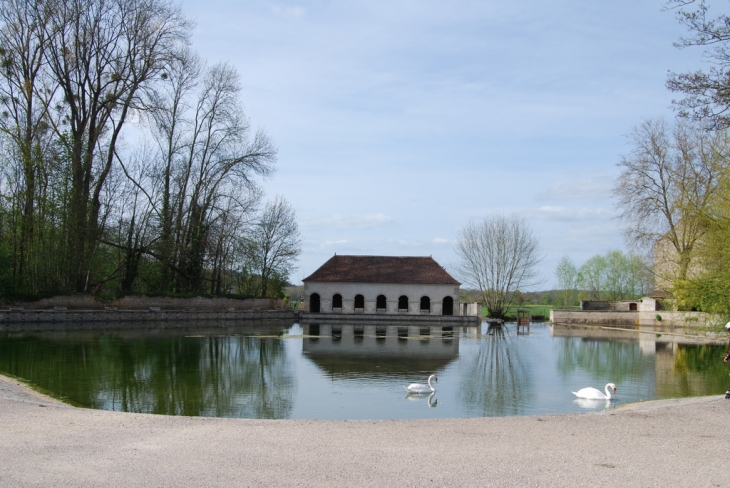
[1,374,728,487]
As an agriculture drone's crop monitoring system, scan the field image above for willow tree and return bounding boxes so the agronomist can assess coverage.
[454,214,543,319]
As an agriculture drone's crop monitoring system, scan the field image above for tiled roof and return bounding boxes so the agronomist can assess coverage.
[302,255,460,285]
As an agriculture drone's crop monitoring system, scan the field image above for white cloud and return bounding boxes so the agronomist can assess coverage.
[532,206,614,222]
[271,5,306,18]
[302,213,395,230]
[319,239,351,249]
[432,238,451,244]
[540,177,615,202]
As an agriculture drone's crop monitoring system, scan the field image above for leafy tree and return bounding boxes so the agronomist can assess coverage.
[613,118,727,289]
[555,255,579,308]
[576,250,653,301]
[674,169,730,313]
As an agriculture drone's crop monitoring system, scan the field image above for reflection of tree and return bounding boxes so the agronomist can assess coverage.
[665,345,728,397]
[458,325,532,416]
[555,338,653,384]
[0,333,295,419]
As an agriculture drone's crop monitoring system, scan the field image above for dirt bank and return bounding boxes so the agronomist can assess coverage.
[0,374,727,487]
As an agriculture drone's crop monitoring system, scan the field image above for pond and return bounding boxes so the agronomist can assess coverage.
[0,322,727,420]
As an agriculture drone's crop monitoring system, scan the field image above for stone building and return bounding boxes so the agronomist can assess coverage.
[302,255,465,315]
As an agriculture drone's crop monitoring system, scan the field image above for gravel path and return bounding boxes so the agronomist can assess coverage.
[0,373,727,487]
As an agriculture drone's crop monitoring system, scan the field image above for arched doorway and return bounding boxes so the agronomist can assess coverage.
[420,296,430,312]
[354,294,364,310]
[629,302,638,311]
[442,296,453,316]
[376,295,387,310]
[332,294,342,310]
[310,293,321,313]
[398,295,409,311]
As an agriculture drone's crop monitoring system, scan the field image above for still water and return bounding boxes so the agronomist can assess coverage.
[0,322,727,420]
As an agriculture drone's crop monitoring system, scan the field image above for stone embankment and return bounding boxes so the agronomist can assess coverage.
[550,309,711,328]
[0,295,298,331]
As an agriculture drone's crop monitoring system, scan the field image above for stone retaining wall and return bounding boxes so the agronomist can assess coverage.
[551,310,638,325]
[6,295,286,310]
[550,309,713,327]
[0,309,299,331]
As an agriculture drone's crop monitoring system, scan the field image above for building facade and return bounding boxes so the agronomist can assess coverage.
[302,255,466,316]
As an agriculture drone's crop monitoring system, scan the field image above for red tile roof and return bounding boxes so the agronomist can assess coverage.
[303,255,460,285]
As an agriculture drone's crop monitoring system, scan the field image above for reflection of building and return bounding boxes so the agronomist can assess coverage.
[303,255,474,317]
[301,323,459,378]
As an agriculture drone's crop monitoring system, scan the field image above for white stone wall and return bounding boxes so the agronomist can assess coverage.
[303,281,460,315]
[550,309,713,327]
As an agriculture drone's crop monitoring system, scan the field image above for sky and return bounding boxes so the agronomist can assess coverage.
[177,0,706,289]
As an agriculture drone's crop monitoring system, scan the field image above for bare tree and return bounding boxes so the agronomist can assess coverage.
[613,118,727,286]
[144,59,276,293]
[666,0,730,129]
[454,214,543,319]
[0,0,58,292]
[0,0,282,299]
[41,0,190,291]
[241,196,301,298]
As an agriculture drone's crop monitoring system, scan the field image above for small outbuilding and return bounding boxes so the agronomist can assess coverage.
[302,255,464,315]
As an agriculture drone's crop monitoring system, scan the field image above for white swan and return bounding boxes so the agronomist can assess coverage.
[404,374,437,393]
[572,383,617,400]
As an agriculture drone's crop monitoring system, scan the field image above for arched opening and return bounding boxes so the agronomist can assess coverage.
[310,293,321,313]
[629,302,638,311]
[332,294,342,310]
[420,296,430,313]
[376,295,387,310]
[354,294,364,310]
[398,295,409,312]
[442,296,453,316]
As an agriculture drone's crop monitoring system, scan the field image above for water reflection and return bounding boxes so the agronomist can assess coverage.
[458,322,532,417]
[553,330,654,387]
[551,324,729,400]
[300,324,459,379]
[573,398,614,410]
[0,325,295,418]
[405,391,438,407]
[0,322,728,420]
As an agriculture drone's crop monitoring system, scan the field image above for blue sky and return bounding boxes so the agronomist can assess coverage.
[178,0,704,288]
